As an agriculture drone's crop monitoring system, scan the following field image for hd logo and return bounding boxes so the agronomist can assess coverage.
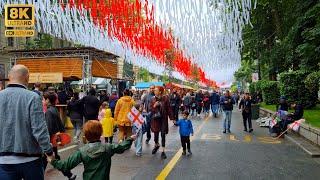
[5,4,34,27]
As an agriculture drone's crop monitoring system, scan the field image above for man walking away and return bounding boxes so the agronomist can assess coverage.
[0,65,53,180]
[210,90,220,117]
[81,88,100,121]
[239,93,253,133]
[220,90,235,133]
[142,85,155,144]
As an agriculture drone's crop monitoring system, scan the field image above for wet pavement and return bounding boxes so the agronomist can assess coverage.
[45,110,320,180]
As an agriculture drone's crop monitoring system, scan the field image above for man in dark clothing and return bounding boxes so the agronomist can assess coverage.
[142,85,155,143]
[239,93,253,132]
[109,91,119,118]
[289,102,304,121]
[57,87,69,105]
[81,88,100,121]
[195,90,204,117]
[169,89,182,122]
[220,90,235,133]
[210,91,220,117]
[99,90,109,105]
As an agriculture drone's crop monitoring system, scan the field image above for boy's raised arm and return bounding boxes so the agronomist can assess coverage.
[51,151,82,172]
[110,137,134,156]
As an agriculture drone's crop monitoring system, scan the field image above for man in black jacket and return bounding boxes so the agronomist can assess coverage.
[81,88,100,121]
[239,93,253,133]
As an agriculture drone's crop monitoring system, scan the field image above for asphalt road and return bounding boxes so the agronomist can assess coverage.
[45,109,320,180]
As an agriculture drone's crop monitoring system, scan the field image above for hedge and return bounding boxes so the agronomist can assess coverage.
[261,81,280,105]
[280,70,318,108]
[249,82,256,95]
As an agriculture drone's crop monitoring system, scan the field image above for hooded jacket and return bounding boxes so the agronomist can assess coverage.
[51,139,133,180]
[114,96,135,126]
[101,109,114,137]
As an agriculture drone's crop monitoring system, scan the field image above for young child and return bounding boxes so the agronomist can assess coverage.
[43,92,76,180]
[100,106,115,144]
[48,120,135,180]
[98,102,108,121]
[174,111,194,156]
[132,103,146,156]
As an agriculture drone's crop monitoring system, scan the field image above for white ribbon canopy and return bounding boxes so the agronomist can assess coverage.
[0,0,254,84]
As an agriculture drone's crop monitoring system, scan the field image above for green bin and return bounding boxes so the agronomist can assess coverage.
[251,104,260,120]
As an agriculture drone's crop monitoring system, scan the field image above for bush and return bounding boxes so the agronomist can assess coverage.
[280,70,318,108]
[260,81,280,105]
[249,82,256,95]
[305,71,320,91]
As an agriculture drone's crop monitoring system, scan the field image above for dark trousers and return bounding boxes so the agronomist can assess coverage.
[180,136,191,151]
[111,107,115,118]
[0,158,44,180]
[197,104,202,115]
[172,106,179,121]
[154,131,166,147]
[242,112,252,130]
[105,136,113,144]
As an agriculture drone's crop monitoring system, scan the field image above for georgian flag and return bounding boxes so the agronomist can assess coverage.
[127,107,145,130]
[288,119,305,132]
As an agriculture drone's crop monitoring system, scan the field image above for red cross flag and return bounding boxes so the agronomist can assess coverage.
[288,119,305,132]
[127,106,145,130]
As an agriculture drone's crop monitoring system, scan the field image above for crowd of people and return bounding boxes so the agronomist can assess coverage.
[0,65,259,180]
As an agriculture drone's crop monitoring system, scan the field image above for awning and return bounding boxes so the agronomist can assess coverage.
[135,82,164,89]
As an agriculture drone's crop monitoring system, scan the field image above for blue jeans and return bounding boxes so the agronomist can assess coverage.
[133,127,143,155]
[0,158,44,180]
[211,104,219,114]
[223,111,232,130]
[71,119,83,138]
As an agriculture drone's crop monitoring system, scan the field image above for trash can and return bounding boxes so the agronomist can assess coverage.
[251,104,260,120]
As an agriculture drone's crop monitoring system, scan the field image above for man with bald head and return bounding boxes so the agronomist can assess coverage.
[0,65,53,180]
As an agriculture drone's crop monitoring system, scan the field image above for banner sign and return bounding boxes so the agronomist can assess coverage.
[29,73,63,83]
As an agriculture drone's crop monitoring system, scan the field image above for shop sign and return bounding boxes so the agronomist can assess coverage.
[29,73,63,83]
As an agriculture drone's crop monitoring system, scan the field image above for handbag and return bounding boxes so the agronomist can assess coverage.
[152,111,162,120]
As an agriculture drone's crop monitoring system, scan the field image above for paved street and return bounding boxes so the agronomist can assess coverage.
[45,110,320,180]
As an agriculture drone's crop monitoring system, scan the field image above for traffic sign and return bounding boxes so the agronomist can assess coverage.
[5,29,35,37]
[5,4,35,27]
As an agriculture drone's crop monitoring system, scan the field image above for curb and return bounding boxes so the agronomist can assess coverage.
[285,134,320,158]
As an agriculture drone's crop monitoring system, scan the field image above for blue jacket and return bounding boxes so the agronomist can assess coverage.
[210,92,220,105]
[0,84,52,157]
[175,119,193,136]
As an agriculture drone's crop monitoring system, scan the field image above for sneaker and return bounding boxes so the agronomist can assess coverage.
[145,138,150,144]
[223,130,226,133]
[182,150,186,156]
[152,145,160,154]
[136,153,142,157]
[161,152,167,159]
[244,129,248,132]
[227,129,231,133]
[249,129,253,133]
[69,174,77,180]
[188,150,192,155]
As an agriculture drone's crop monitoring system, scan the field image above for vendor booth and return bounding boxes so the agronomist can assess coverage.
[9,47,119,127]
[135,81,164,90]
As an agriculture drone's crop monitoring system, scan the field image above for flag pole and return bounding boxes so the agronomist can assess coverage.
[274,128,290,139]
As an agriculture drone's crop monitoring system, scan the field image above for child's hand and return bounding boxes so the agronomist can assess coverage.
[46,154,55,163]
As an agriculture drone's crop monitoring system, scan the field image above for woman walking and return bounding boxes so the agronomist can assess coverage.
[67,92,83,143]
[150,86,173,159]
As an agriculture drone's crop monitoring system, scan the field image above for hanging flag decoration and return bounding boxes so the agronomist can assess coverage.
[0,0,254,86]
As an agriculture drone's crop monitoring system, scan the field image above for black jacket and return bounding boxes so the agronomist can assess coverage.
[45,106,65,137]
[67,99,83,120]
[239,99,252,114]
[81,95,100,119]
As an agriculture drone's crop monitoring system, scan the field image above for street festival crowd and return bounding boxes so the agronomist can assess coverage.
[0,65,304,180]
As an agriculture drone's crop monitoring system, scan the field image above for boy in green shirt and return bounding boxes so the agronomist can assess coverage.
[47,120,135,180]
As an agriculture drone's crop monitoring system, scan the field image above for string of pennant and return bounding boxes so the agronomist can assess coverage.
[0,0,254,86]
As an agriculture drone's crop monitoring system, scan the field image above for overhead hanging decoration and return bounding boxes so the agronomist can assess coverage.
[0,0,254,86]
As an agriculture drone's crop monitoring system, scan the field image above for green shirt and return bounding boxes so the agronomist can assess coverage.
[51,139,133,180]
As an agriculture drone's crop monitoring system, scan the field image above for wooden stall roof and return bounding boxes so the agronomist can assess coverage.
[10,47,119,80]
[17,58,83,80]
